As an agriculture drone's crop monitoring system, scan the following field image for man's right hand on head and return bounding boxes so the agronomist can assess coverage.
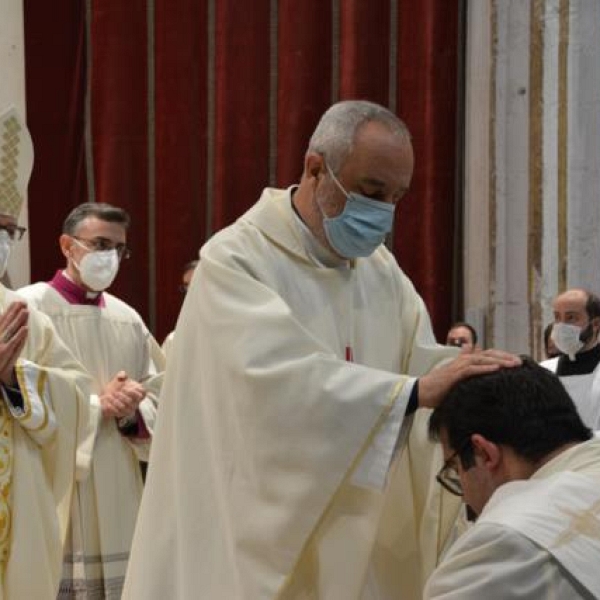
[417,349,522,410]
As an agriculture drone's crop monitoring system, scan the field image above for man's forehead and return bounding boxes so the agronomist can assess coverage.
[449,326,470,336]
[345,127,413,188]
[553,291,587,312]
[76,216,126,236]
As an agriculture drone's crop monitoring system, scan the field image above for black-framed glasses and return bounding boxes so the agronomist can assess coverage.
[72,236,131,260]
[178,284,189,295]
[436,438,472,497]
[0,224,27,241]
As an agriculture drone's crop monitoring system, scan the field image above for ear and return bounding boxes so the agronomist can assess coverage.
[470,433,502,472]
[303,152,326,183]
[59,234,73,260]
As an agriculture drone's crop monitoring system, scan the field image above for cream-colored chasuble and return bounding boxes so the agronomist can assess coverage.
[425,437,600,599]
[124,188,460,600]
[17,283,162,599]
[0,286,91,600]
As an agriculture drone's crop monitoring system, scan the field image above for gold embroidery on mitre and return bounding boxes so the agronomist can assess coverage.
[0,106,33,220]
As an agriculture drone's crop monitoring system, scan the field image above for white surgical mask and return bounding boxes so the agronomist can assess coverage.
[73,247,120,292]
[318,163,395,258]
[551,322,589,361]
[0,230,12,278]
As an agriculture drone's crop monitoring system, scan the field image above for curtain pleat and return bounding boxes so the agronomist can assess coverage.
[395,0,459,335]
[24,0,87,281]
[89,1,150,318]
[339,0,390,102]
[24,1,459,342]
[212,0,271,230]
[154,0,208,338]
[276,0,333,187]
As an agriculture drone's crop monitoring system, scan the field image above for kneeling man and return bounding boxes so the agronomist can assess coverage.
[425,357,600,599]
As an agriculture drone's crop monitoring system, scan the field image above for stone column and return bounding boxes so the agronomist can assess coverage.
[464,0,600,358]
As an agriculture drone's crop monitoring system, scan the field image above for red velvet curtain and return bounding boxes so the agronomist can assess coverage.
[23,0,87,280]
[24,1,460,343]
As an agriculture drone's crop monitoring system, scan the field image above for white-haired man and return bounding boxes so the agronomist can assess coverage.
[124,100,519,599]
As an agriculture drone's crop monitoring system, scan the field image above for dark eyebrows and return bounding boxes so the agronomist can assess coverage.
[359,176,408,197]
[359,176,386,188]
[91,236,123,244]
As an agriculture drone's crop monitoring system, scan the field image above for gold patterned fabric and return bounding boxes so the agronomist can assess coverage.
[0,402,12,578]
[0,107,33,219]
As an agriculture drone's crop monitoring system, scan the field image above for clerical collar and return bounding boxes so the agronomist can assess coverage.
[290,188,351,269]
[556,343,600,376]
[49,270,106,307]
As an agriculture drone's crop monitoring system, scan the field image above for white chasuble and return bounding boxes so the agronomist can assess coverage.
[0,286,90,600]
[425,437,600,599]
[123,187,460,600]
[18,283,162,599]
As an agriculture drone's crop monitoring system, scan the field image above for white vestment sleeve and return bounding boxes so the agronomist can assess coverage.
[3,359,57,446]
[351,377,414,489]
[424,523,585,599]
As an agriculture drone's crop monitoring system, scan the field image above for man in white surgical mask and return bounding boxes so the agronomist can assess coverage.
[122,99,520,600]
[541,288,600,429]
[19,202,164,599]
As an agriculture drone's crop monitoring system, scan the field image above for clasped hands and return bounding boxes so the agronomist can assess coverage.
[0,301,29,387]
[99,370,146,419]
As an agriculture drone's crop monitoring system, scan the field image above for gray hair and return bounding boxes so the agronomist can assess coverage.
[63,202,131,235]
[308,100,410,173]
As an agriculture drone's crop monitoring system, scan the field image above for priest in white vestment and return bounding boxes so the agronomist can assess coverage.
[541,289,600,430]
[425,357,600,599]
[19,202,164,599]
[0,106,92,599]
[123,100,518,600]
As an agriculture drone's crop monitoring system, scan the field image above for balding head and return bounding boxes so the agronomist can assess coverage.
[552,288,600,354]
[293,101,414,258]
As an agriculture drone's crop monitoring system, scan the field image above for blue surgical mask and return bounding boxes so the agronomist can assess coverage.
[319,163,395,258]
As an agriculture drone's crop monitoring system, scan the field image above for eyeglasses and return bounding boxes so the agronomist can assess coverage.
[436,438,472,496]
[178,284,189,295]
[72,236,131,260]
[0,224,27,241]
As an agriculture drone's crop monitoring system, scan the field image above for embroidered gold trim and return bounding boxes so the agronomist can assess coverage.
[0,400,13,576]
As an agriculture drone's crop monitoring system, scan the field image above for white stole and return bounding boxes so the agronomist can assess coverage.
[480,471,600,598]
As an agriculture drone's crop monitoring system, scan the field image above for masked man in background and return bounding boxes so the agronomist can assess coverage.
[19,202,163,599]
[541,288,600,430]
